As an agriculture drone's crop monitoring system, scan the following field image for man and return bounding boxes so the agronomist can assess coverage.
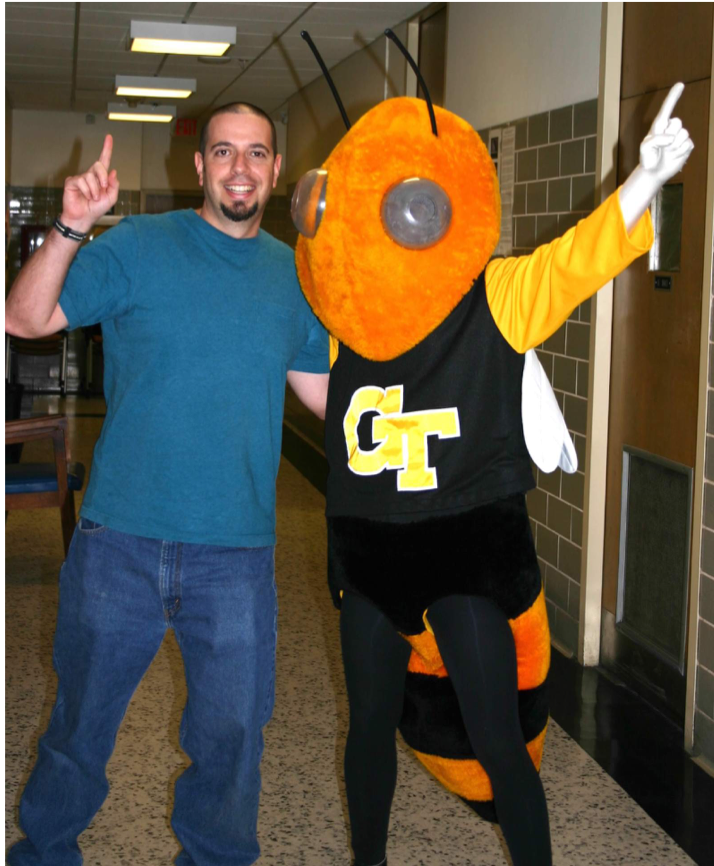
[6,103,330,866]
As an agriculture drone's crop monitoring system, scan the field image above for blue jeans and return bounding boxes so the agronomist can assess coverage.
[7,519,277,866]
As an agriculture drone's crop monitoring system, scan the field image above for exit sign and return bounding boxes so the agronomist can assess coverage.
[175,118,198,137]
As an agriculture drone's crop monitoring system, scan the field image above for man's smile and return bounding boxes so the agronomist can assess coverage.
[225,183,255,196]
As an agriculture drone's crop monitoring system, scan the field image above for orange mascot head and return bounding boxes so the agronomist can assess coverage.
[293,32,501,362]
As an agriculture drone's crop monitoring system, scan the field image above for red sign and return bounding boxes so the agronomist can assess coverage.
[175,118,198,137]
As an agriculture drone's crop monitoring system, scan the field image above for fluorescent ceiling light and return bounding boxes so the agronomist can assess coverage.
[115,75,196,99]
[107,103,176,123]
[130,21,236,56]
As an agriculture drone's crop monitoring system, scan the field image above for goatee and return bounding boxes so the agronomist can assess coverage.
[221,202,259,223]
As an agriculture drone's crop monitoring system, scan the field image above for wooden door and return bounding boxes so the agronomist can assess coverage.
[601,78,710,722]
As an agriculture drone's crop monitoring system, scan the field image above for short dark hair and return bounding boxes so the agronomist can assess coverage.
[199,102,277,157]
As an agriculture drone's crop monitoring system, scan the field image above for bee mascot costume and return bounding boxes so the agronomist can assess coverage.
[292,29,692,866]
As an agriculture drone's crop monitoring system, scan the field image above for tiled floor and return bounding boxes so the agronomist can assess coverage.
[4,397,709,865]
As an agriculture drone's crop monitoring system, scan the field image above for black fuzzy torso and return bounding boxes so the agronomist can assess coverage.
[324,271,540,630]
[327,494,541,634]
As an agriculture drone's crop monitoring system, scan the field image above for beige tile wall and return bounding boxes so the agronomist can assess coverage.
[480,98,598,655]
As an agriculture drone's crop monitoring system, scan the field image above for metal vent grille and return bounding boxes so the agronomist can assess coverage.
[617,448,692,670]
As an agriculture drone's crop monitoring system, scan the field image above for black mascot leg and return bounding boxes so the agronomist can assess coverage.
[341,591,411,866]
[428,594,552,866]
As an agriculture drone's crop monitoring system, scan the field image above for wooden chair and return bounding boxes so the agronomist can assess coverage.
[5,415,86,555]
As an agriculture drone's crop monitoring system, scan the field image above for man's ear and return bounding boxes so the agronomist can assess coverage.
[194,151,204,187]
[272,153,282,189]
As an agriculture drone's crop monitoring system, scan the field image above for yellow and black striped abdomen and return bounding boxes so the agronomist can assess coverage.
[399,588,550,822]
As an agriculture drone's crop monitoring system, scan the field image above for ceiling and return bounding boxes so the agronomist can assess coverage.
[5,2,429,120]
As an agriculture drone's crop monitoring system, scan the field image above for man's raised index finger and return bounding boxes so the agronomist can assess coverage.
[99,134,113,170]
[652,83,685,134]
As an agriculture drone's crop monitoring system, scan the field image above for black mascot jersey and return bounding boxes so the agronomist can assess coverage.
[324,270,535,519]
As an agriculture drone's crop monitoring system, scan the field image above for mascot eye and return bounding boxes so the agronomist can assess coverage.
[381,178,452,249]
[291,168,328,238]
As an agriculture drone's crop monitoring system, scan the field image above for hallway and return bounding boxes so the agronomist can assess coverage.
[3,399,708,865]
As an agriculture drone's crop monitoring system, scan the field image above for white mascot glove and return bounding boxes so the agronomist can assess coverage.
[618,82,694,232]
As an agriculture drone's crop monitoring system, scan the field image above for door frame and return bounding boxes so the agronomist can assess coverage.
[685,28,714,761]
[580,1,624,668]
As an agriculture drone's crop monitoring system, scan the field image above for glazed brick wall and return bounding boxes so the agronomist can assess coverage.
[479,98,598,656]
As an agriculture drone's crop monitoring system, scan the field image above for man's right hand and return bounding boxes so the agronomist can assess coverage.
[61,134,119,234]
[6,135,119,337]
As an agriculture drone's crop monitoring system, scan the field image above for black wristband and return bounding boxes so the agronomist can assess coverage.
[53,217,87,242]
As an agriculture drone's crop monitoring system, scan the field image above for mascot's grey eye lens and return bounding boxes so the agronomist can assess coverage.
[381,178,451,249]
[291,168,328,238]
[407,195,436,225]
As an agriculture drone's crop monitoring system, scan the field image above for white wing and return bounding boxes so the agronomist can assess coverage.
[521,349,578,474]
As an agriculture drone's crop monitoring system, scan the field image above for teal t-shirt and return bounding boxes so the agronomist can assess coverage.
[59,210,329,546]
